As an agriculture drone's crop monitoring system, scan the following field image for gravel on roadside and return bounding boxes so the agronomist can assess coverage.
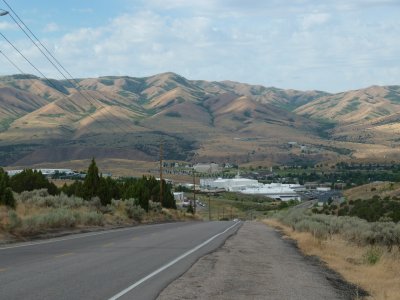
[157,221,364,300]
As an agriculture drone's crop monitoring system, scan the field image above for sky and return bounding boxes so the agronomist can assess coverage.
[0,0,399,93]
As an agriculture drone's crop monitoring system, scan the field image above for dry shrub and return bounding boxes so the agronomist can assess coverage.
[265,218,400,300]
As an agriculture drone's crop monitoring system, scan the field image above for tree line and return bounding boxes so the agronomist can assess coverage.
[0,159,176,211]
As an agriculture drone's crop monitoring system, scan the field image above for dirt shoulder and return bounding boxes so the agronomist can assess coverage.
[158,221,361,300]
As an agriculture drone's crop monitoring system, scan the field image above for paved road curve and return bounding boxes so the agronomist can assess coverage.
[0,221,241,300]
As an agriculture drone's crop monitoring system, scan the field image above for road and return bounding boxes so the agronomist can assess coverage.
[0,221,241,300]
[158,222,359,300]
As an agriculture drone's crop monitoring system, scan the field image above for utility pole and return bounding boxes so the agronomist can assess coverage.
[208,193,211,221]
[159,139,163,207]
[192,170,196,214]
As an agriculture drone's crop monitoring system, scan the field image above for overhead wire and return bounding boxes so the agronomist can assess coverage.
[0,48,23,73]
[0,33,117,138]
[0,44,102,141]
[2,0,139,135]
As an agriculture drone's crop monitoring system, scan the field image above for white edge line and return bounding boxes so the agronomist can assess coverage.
[108,221,241,300]
[0,223,169,251]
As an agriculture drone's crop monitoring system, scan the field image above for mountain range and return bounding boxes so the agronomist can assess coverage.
[0,72,400,171]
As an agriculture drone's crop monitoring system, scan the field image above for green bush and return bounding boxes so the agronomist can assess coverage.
[0,168,15,208]
[10,169,58,195]
[363,247,382,265]
[6,210,21,231]
[21,209,77,233]
[79,211,104,226]
[274,208,400,250]
[19,209,105,234]
[16,191,86,209]
[125,198,145,221]
[149,200,162,213]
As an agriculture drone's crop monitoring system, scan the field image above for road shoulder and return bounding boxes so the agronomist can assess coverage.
[158,221,361,300]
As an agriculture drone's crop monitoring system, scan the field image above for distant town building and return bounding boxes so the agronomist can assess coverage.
[173,192,185,201]
[193,163,221,174]
[6,168,75,177]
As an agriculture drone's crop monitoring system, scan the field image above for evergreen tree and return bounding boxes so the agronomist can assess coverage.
[160,180,177,209]
[3,187,15,208]
[83,158,100,199]
[9,169,58,195]
[0,168,15,208]
[97,176,120,206]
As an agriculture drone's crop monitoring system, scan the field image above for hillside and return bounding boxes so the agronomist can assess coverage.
[295,85,400,123]
[0,72,399,171]
[294,85,400,146]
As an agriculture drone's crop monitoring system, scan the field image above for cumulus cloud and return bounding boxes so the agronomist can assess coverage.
[43,22,60,32]
[300,12,331,30]
[0,21,16,30]
[0,1,399,92]
[71,8,94,14]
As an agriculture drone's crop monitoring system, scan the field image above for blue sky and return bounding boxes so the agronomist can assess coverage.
[0,0,399,92]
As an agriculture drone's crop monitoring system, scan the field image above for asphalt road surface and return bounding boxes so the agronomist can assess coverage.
[158,222,359,300]
[0,221,241,300]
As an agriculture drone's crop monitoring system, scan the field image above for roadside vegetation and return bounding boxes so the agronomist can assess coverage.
[0,159,194,241]
[193,192,299,221]
[267,208,400,299]
[242,162,400,188]
[315,195,400,222]
[310,181,400,222]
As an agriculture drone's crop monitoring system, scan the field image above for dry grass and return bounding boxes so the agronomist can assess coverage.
[344,181,400,201]
[0,192,194,241]
[264,219,400,300]
[195,195,244,221]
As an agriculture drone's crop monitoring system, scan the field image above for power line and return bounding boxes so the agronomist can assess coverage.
[3,0,78,82]
[0,32,132,138]
[0,21,132,135]
[0,32,62,91]
[2,0,138,134]
[0,49,23,73]
[0,33,116,136]
[0,47,65,142]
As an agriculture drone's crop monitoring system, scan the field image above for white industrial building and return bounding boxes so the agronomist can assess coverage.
[200,177,261,191]
[200,176,303,201]
[240,183,301,201]
[6,168,75,176]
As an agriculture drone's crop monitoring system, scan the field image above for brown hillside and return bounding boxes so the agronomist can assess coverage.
[0,73,399,169]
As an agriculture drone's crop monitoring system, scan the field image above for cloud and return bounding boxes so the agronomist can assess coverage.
[71,8,94,14]
[300,12,331,30]
[43,22,60,33]
[0,21,16,30]
[1,1,399,92]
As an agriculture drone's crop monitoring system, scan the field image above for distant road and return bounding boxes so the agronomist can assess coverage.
[0,221,241,300]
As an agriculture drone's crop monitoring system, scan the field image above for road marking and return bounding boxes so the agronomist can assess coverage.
[0,223,169,251]
[54,252,74,258]
[102,242,114,247]
[108,221,241,300]
[0,268,7,272]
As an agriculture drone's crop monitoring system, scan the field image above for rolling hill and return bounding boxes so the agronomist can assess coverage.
[0,72,399,172]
